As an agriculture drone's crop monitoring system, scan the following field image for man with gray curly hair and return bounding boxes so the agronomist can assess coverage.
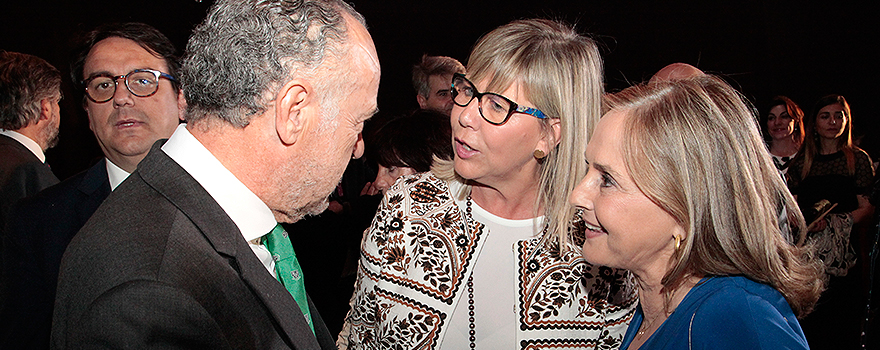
[0,51,61,235]
[51,0,379,348]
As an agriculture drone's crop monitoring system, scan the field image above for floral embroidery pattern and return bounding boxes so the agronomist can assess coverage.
[517,239,635,345]
[361,174,482,304]
[345,173,636,350]
[346,283,444,349]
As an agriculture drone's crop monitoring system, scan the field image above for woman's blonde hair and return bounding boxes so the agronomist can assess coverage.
[434,18,603,253]
[606,75,823,317]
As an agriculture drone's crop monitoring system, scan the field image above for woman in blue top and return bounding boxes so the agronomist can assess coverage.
[569,74,825,349]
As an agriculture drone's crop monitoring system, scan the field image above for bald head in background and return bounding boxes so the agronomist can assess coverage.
[650,63,704,83]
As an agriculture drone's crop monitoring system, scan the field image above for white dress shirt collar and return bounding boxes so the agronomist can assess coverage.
[0,129,45,162]
[161,124,276,243]
[105,158,131,191]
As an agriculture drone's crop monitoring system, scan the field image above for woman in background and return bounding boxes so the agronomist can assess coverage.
[570,75,822,349]
[365,109,453,195]
[788,94,874,349]
[339,19,635,349]
[762,96,804,174]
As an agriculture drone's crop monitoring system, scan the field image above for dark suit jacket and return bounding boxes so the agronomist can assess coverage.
[0,133,58,341]
[0,134,59,234]
[51,142,336,350]
[1,159,110,350]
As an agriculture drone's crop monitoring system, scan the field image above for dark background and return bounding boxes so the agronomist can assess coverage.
[2,0,877,180]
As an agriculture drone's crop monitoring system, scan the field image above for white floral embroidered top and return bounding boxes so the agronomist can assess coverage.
[338,172,636,349]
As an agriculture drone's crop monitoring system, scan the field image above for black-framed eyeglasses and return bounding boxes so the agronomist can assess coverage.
[82,69,178,103]
[450,73,549,125]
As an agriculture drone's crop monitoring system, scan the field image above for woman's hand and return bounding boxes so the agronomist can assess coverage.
[807,218,827,232]
[361,181,381,196]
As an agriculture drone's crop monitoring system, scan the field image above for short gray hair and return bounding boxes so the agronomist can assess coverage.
[181,0,364,127]
[412,54,465,98]
[0,51,61,131]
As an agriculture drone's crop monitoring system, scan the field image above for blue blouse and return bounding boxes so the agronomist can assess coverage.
[620,276,809,349]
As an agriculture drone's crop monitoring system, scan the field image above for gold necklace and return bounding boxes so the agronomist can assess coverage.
[636,308,671,340]
[636,313,660,338]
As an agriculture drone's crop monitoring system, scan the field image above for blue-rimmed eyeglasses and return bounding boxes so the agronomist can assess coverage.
[82,69,178,103]
[450,73,549,125]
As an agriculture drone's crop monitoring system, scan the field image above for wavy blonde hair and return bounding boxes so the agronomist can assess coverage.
[434,18,603,254]
[606,75,823,317]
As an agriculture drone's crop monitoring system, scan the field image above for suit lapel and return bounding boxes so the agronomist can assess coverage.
[136,142,323,349]
[307,294,337,348]
[75,159,112,226]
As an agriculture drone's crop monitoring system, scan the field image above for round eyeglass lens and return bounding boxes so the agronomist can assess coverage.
[86,77,116,102]
[126,71,160,96]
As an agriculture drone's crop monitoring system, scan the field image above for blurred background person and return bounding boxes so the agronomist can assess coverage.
[412,54,465,116]
[789,94,874,349]
[366,108,453,195]
[571,75,822,349]
[0,51,61,330]
[648,62,703,82]
[763,95,804,174]
[340,19,635,349]
[0,51,61,237]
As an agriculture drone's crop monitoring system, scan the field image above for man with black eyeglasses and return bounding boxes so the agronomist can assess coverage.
[0,22,183,350]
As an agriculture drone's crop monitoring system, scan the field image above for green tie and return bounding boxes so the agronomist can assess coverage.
[263,224,314,334]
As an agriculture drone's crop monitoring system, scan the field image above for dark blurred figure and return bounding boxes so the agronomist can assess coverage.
[1,23,184,350]
[0,51,61,235]
[762,96,805,175]
[790,94,874,349]
[866,179,880,349]
[412,54,465,116]
[367,108,453,195]
[0,52,61,340]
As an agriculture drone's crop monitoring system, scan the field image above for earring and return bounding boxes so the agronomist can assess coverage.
[674,235,682,251]
[534,149,546,159]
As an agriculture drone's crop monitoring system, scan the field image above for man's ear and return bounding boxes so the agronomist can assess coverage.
[38,98,53,122]
[276,79,312,145]
[176,89,187,122]
[417,94,428,109]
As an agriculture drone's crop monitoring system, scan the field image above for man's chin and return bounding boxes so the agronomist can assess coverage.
[303,199,330,218]
[275,198,329,224]
[46,134,59,149]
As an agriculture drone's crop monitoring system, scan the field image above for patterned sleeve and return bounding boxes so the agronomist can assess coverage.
[337,188,394,349]
[854,149,874,196]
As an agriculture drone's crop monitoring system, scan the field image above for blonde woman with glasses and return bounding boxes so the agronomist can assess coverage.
[339,19,636,350]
